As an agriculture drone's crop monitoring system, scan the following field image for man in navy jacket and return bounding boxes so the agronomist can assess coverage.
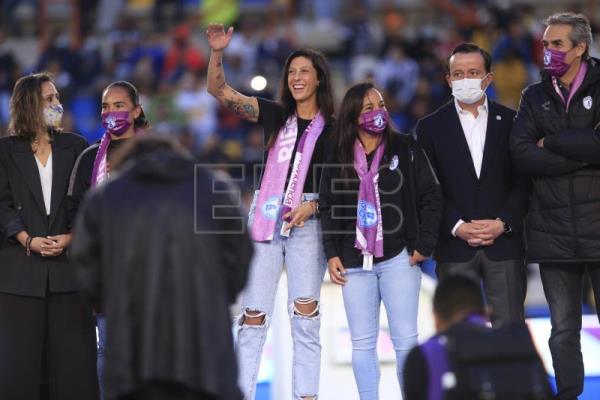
[417,43,530,327]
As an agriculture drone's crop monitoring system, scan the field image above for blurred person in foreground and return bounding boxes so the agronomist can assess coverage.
[72,136,253,400]
[404,275,553,400]
[510,12,600,400]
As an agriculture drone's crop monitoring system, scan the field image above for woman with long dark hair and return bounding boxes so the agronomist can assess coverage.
[68,80,149,399]
[319,82,442,399]
[0,72,98,398]
[206,24,335,400]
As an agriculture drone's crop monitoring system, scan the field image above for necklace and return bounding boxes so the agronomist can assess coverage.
[32,135,50,155]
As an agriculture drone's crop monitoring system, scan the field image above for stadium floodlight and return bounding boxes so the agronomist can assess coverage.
[250,75,267,91]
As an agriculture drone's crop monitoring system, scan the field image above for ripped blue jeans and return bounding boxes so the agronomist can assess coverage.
[236,192,326,400]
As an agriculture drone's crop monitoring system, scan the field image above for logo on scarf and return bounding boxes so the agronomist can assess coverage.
[357,200,377,228]
[105,115,117,129]
[262,196,280,220]
[583,96,593,110]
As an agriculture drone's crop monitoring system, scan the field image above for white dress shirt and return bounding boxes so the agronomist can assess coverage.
[451,97,489,236]
[35,153,53,216]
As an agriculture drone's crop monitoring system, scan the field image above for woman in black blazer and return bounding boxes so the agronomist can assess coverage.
[0,72,98,399]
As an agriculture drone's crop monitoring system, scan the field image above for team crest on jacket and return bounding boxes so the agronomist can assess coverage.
[389,155,399,170]
[583,96,593,110]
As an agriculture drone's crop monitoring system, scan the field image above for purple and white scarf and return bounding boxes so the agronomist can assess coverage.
[251,112,325,242]
[552,60,588,111]
[354,139,385,270]
[90,132,112,188]
[91,129,142,188]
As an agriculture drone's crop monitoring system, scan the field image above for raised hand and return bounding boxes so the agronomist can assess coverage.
[206,23,234,52]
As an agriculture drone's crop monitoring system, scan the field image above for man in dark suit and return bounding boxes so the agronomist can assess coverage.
[416,43,530,326]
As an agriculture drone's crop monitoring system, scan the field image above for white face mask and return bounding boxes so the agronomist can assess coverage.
[44,104,64,128]
[451,76,488,104]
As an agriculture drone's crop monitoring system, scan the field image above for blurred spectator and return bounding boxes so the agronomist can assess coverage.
[340,0,378,82]
[163,23,205,83]
[222,22,258,90]
[36,30,80,95]
[0,30,20,132]
[174,71,219,151]
[1,0,38,36]
[152,0,184,32]
[374,43,419,111]
[493,49,528,109]
[431,0,488,39]
[145,81,185,136]
[256,16,295,83]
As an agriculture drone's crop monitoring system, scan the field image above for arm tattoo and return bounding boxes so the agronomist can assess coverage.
[225,99,258,120]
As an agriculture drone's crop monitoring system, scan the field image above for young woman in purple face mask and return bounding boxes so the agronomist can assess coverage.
[319,82,442,400]
[68,80,149,399]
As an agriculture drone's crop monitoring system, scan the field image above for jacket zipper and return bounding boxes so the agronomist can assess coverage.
[564,106,579,260]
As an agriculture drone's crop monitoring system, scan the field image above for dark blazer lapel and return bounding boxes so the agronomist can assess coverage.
[49,135,71,226]
[444,102,478,180]
[479,101,501,181]
[11,139,46,214]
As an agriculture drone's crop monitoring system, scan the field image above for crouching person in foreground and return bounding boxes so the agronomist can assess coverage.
[404,275,553,400]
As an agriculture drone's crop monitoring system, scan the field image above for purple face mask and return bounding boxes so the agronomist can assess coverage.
[102,111,132,136]
[543,48,571,77]
[358,109,389,135]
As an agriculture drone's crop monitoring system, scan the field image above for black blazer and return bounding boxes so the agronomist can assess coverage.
[0,133,88,297]
[416,99,530,263]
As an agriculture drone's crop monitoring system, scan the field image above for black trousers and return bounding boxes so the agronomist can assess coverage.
[118,382,218,400]
[539,262,600,400]
[0,291,98,400]
[437,249,527,326]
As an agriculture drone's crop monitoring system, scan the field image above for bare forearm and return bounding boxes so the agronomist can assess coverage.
[207,49,227,97]
[207,51,259,121]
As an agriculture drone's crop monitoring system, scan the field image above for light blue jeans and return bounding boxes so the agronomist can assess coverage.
[237,192,326,400]
[342,249,421,400]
